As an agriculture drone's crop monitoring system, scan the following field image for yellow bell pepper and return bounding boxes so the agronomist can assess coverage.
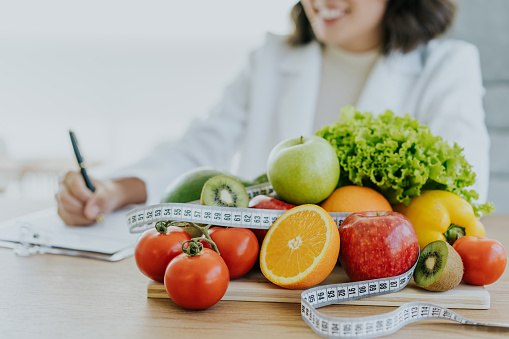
[394,190,485,249]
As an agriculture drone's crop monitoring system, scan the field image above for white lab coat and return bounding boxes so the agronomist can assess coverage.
[116,33,490,204]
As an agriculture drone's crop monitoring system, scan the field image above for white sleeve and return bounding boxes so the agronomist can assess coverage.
[418,41,490,203]
[108,51,257,204]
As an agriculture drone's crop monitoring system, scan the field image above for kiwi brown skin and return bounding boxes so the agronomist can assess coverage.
[414,241,464,292]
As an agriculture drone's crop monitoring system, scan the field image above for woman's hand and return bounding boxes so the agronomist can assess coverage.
[56,171,147,226]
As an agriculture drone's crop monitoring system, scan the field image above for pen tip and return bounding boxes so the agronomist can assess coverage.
[96,214,104,224]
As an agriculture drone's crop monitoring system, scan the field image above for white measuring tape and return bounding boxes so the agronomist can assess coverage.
[300,267,509,338]
[127,183,350,234]
[126,183,509,337]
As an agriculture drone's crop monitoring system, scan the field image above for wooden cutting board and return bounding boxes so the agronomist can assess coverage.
[147,266,490,309]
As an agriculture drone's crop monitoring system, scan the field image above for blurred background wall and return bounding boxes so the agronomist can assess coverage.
[0,0,507,213]
[0,0,296,198]
[446,0,509,213]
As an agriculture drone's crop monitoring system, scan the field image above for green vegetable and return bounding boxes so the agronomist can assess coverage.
[161,167,226,203]
[315,106,494,217]
[239,173,269,187]
[161,166,269,204]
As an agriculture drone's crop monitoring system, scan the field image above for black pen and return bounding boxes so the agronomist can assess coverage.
[69,130,103,223]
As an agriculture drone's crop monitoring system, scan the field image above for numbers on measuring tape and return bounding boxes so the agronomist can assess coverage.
[127,202,349,234]
[245,183,274,199]
[203,210,212,222]
[126,183,350,234]
[127,184,330,233]
[128,194,349,234]
[173,208,181,217]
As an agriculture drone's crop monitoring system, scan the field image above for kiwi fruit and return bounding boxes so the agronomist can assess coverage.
[413,240,463,292]
[200,175,249,208]
[161,167,228,203]
[161,167,269,204]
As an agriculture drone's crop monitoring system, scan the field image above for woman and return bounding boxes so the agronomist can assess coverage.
[56,0,490,225]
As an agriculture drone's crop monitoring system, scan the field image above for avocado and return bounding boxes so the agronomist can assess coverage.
[161,167,269,203]
[161,167,227,203]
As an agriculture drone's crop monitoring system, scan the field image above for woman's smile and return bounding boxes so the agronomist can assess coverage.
[315,5,348,23]
[302,0,387,52]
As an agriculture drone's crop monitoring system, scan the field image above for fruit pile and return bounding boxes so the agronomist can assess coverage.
[263,133,506,293]
[133,119,506,310]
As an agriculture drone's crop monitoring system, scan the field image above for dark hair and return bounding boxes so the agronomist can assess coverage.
[288,0,456,55]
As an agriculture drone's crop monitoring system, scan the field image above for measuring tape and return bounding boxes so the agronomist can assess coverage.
[300,265,509,338]
[127,183,350,234]
[126,183,509,337]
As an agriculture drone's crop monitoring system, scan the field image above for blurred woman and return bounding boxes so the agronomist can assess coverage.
[56,0,489,225]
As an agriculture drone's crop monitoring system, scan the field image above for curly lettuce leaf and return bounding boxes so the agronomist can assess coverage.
[315,106,494,217]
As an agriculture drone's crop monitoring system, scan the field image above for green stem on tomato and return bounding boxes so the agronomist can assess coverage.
[189,223,220,255]
[181,239,203,257]
[165,221,220,255]
[155,221,170,234]
[181,237,220,257]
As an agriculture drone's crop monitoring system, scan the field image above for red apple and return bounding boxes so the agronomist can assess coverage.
[248,195,297,210]
[339,211,419,282]
[248,195,296,244]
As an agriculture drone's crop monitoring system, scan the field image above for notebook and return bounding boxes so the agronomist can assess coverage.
[0,207,141,261]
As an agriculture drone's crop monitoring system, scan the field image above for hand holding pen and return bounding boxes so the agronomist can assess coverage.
[68,130,104,223]
[55,131,148,226]
[69,131,96,193]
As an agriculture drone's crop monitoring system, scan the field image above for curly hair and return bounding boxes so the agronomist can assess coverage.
[288,0,456,55]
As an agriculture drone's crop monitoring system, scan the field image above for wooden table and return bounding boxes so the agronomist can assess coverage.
[1,200,508,338]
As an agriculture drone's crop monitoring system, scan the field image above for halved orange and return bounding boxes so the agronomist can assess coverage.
[259,204,340,289]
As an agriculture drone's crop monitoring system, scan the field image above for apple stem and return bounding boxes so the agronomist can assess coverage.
[300,136,304,144]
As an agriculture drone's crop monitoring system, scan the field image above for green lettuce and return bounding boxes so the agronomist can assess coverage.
[315,106,494,217]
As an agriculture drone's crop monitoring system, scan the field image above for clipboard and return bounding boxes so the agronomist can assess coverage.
[0,207,141,261]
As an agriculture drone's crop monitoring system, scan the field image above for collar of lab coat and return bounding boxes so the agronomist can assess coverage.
[357,44,426,113]
[275,38,426,134]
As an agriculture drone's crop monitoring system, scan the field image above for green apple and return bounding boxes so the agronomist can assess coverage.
[267,135,340,205]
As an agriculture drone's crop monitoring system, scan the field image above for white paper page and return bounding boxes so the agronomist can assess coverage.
[0,207,140,254]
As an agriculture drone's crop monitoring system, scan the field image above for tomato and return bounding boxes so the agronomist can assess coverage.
[209,227,259,279]
[164,247,229,310]
[251,229,268,247]
[134,226,191,282]
[453,236,507,285]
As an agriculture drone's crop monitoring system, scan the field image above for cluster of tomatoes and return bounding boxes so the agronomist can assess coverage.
[134,223,259,310]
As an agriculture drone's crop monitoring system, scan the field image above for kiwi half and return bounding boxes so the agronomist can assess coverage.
[200,175,249,208]
[413,240,463,292]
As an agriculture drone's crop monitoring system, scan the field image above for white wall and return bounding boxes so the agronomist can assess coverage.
[0,0,296,170]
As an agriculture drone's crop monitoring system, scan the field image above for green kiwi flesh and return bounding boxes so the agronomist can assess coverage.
[413,240,463,292]
[200,175,249,208]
